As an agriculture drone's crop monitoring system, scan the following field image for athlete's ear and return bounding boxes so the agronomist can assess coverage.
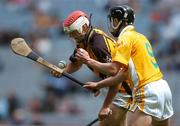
[82,24,89,33]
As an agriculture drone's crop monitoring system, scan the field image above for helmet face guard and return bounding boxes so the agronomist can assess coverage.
[63,11,90,35]
[107,5,135,37]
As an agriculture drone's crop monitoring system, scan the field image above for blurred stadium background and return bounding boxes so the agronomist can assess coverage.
[0,0,180,126]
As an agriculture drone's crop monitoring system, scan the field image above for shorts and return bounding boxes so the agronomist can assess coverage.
[112,92,132,109]
[129,79,174,121]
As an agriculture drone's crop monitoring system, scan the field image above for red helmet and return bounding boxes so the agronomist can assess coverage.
[63,10,90,34]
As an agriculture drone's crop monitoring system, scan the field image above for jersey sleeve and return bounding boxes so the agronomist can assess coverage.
[69,49,78,63]
[112,35,132,66]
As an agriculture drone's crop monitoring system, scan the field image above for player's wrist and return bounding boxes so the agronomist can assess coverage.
[86,58,93,65]
[95,82,102,89]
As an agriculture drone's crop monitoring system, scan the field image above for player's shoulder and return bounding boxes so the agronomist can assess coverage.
[122,29,136,37]
[93,28,105,34]
[120,29,145,42]
[90,28,107,43]
[92,28,111,39]
[93,28,115,42]
[117,32,132,45]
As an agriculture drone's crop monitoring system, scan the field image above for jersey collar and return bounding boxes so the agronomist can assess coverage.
[85,26,94,43]
[118,25,135,39]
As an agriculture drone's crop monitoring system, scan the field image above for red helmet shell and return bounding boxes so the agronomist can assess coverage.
[63,11,89,34]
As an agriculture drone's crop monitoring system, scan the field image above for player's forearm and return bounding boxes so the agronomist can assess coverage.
[64,62,82,74]
[102,85,120,108]
[86,58,118,76]
[96,68,127,89]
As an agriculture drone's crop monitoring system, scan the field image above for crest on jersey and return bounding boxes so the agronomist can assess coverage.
[106,56,112,63]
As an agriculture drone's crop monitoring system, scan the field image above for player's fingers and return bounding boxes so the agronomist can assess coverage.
[76,49,81,53]
[83,84,95,89]
[77,48,84,52]
[83,85,91,90]
[93,90,100,97]
[50,60,65,78]
[54,72,59,77]
[75,51,83,58]
[75,53,80,58]
[51,70,61,78]
[83,85,89,88]
[56,73,61,78]
[76,49,86,56]
[108,109,112,115]
[84,86,96,93]
[99,107,112,120]
[98,114,106,121]
[51,70,56,75]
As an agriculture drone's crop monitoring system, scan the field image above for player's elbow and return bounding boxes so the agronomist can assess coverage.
[108,63,120,76]
[108,62,127,76]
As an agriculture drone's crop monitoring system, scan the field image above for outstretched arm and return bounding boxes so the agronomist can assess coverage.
[83,67,127,90]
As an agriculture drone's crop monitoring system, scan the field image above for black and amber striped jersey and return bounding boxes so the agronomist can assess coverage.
[70,27,116,79]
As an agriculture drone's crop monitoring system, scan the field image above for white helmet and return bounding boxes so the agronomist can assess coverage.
[63,10,90,34]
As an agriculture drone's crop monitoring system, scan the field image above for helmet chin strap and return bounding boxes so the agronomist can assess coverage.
[89,13,92,27]
[111,21,125,37]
